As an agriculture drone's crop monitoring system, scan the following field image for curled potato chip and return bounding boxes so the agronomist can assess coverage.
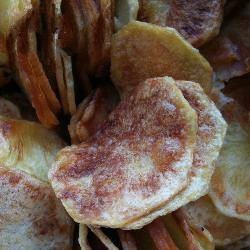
[183,196,250,246]
[0,166,73,249]
[201,1,250,81]
[138,0,224,47]
[49,76,197,228]
[114,0,139,31]
[7,10,61,128]
[69,84,119,144]
[209,102,250,221]
[124,80,227,229]
[111,21,212,95]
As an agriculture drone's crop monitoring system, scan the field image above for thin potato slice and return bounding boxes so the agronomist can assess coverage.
[138,0,224,47]
[124,80,227,229]
[7,10,60,128]
[69,84,119,144]
[111,21,212,95]
[0,166,73,249]
[49,76,197,228]
[209,104,250,221]
[0,116,65,182]
[183,196,250,246]
[146,218,178,250]
[201,2,250,81]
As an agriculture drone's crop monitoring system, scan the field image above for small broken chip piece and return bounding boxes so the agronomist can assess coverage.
[124,80,227,229]
[183,195,250,247]
[49,76,197,228]
[111,21,212,96]
[201,1,250,81]
[138,0,225,47]
[0,97,21,119]
[209,99,250,222]
[69,83,119,144]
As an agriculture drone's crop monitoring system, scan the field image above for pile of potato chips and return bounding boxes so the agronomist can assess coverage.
[0,0,249,249]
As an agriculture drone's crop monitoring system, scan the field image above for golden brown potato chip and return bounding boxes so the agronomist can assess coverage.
[183,196,250,246]
[124,80,227,229]
[111,21,212,95]
[49,76,197,228]
[7,10,61,128]
[201,1,250,81]
[69,84,119,144]
[138,0,224,47]
[209,101,250,221]
[0,166,73,249]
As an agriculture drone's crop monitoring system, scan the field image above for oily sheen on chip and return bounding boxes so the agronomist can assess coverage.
[49,76,197,228]
[124,80,227,229]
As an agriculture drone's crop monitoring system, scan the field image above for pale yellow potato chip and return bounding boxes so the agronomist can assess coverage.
[49,76,197,228]
[111,21,212,95]
[0,116,65,182]
[183,196,250,246]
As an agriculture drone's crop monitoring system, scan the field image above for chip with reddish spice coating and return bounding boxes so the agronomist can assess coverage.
[124,80,227,229]
[49,76,197,228]
[111,21,212,96]
[138,0,225,48]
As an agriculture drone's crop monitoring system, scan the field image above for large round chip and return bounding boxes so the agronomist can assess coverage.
[49,76,197,228]
[111,21,212,95]
[183,196,250,246]
[0,166,73,249]
[138,0,224,47]
[124,80,227,229]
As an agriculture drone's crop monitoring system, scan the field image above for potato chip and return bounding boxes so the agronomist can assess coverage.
[124,80,227,229]
[0,166,73,249]
[183,196,250,246]
[69,84,119,144]
[49,76,197,228]
[201,1,250,81]
[7,10,61,128]
[114,0,139,31]
[138,0,224,47]
[118,229,138,250]
[111,21,212,95]
[0,116,65,182]
[209,103,250,221]
[163,209,214,250]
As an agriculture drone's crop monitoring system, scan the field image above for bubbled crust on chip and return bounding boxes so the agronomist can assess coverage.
[124,80,227,229]
[49,76,197,228]
[183,196,250,246]
[0,166,73,249]
[111,21,212,95]
[138,0,224,47]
